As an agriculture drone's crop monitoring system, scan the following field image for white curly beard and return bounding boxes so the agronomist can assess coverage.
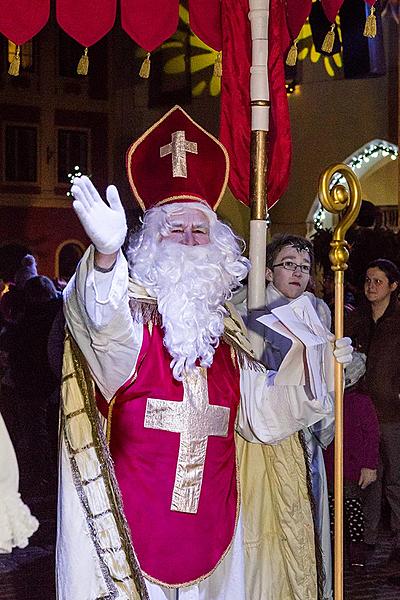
[131,239,240,380]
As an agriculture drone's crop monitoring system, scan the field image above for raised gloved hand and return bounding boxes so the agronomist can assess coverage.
[71,175,127,255]
[332,336,353,366]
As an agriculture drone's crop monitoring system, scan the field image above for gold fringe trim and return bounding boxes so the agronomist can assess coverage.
[321,24,335,54]
[139,52,151,79]
[363,5,377,38]
[129,298,160,325]
[77,47,89,75]
[106,396,116,445]
[286,40,298,66]
[298,431,325,600]
[213,51,222,77]
[65,335,148,598]
[8,45,20,76]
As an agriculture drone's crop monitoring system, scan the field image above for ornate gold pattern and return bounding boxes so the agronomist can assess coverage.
[62,334,149,599]
[144,367,230,514]
[160,130,198,178]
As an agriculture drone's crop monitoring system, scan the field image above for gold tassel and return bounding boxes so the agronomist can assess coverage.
[213,51,222,77]
[363,5,377,38]
[77,47,89,76]
[286,40,298,66]
[321,24,336,54]
[8,45,21,76]
[139,52,151,79]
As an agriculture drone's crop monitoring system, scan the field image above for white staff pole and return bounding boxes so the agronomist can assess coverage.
[247,0,270,359]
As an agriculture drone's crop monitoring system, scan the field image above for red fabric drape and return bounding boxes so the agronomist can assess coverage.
[285,0,312,39]
[56,0,116,47]
[321,0,346,23]
[219,0,291,209]
[189,0,222,51]
[0,0,49,45]
[121,0,179,52]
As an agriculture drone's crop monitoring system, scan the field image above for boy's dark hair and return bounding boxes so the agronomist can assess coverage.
[366,259,400,285]
[266,234,314,270]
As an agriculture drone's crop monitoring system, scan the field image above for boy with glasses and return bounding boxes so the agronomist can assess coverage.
[263,233,339,600]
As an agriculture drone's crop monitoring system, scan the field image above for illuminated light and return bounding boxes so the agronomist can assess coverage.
[382,151,389,157]
[364,157,370,163]
[391,155,397,160]
[285,81,297,95]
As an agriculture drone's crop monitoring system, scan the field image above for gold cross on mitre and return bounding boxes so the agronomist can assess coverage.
[144,367,230,514]
[159,130,198,178]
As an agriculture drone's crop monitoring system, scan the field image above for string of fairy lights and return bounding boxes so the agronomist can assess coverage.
[313,142,399,231]
[66,166,83,196]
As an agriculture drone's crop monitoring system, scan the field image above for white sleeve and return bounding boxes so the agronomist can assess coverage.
[237,367,334,445]
[63,245,142,401]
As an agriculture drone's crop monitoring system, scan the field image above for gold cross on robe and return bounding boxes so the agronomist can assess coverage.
[159,130,198,178]
[144,367,230,514]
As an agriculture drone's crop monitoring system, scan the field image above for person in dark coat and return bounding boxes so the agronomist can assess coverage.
[346,258,400,563]
[324,352,379,567]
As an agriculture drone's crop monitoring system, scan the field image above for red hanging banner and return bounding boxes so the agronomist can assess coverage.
[285,0,312,39]
[189,0,222,51]
[121,0,179,52]
[0,0,49,45]
[219,0,292,208]
[321,0,346,23]
[56,0,116,47]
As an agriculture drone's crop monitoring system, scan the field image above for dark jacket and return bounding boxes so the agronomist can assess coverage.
[324,389,380,484]
[346,297,400,423]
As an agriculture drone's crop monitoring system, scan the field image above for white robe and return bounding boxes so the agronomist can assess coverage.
[237,283,334,600]
[0,411,39,553]
[58,246,335,600]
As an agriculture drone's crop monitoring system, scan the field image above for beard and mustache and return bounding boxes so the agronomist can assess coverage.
[129,238,247,381]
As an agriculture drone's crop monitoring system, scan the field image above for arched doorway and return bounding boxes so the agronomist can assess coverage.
[55,240,85,283]
[307,139,399,235]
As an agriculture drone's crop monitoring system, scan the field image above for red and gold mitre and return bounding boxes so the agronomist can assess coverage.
[126,105,229,212]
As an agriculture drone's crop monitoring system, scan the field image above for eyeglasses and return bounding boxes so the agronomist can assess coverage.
[272,260,311,274]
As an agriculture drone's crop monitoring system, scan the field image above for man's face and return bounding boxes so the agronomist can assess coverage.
[162,207,210,246]
[266,245,311,299]
[364,267,397,305]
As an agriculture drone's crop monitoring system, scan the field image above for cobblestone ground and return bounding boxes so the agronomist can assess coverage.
[344,531,400,600]
[2,507,400,600]
[0,495,56,600]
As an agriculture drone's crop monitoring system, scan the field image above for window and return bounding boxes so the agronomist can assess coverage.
[56,241,85,281]
[4,125,38,182]
[57,129,89,183]
[58,31,82,78]
[8,40,34,71]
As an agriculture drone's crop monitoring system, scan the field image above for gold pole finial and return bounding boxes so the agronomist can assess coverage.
[318,163,362,600]
[319,163,362,271]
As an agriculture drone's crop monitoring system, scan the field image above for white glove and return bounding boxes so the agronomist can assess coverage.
[71,175,127,255]
[333,336,353,366]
